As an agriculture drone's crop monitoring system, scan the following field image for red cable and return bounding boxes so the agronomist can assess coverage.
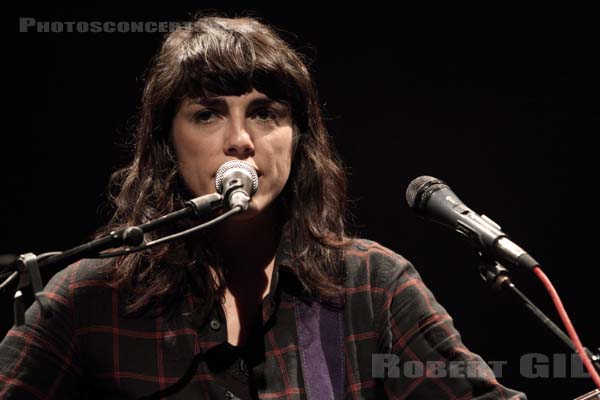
[532,266,600,389]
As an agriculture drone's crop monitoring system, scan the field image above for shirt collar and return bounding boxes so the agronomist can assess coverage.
[260,235,309,323]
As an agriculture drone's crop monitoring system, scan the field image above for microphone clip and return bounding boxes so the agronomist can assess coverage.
[477,252,511,292]
[221,177,251,210]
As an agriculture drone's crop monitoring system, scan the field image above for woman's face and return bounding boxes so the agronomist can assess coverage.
[172,89,294,219]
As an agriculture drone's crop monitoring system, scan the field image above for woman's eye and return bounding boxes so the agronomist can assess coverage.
[254,108,278,121]
[193,110,217,123]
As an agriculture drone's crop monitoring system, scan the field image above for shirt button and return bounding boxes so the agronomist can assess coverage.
[224,390,237,399]
[210,319,221,331]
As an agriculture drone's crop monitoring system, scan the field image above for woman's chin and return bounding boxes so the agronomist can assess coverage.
[225,198,275,221]
[228,207,260,221]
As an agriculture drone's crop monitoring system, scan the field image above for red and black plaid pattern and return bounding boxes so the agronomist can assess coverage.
[0,239,526,399]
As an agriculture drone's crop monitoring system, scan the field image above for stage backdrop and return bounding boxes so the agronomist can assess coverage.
[2,3,597,399]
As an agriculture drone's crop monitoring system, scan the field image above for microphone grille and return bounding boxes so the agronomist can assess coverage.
[406,175,447,209]
[215,160,259,195]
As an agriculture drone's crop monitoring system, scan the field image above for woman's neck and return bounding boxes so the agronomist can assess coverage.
[210,204,281,281]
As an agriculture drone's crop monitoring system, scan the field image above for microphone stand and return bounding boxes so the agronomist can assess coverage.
[477,255,600,398]
[0,192,224,326]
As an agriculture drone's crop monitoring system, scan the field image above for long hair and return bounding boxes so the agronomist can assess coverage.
[98,14,350,318]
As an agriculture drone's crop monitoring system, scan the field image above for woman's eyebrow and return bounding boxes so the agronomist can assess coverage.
[248,98,291,110]
[248,98,278,108]
[192,97,227,108]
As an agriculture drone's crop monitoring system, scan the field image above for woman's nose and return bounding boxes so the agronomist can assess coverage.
[223,122,255,157]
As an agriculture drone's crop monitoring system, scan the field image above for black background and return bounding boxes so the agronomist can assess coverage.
[2,3,598,399]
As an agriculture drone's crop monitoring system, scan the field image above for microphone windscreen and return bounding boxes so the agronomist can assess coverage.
[215,160,259,196]
[405,176,448,209]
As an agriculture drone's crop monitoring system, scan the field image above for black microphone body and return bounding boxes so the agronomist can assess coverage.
[407,176,539,270]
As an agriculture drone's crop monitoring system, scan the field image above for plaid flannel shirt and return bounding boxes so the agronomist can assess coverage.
[0,238,526,399]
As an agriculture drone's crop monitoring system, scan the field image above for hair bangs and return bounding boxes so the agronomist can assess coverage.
[172,28,302,120]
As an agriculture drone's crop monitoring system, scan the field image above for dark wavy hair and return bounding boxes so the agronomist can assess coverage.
[98,15,350,318]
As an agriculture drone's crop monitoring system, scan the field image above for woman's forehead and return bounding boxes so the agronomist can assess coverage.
[181,89,288,108]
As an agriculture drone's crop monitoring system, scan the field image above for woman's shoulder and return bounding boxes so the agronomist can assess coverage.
[42,258,115,299]
[342,238,419,289]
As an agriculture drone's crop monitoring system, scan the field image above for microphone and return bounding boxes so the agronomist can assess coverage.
[406,175,539,270]
[215,160,259,211]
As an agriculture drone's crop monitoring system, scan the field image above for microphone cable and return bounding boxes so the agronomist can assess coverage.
[93,206,242,259]
[532,265,600,388]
